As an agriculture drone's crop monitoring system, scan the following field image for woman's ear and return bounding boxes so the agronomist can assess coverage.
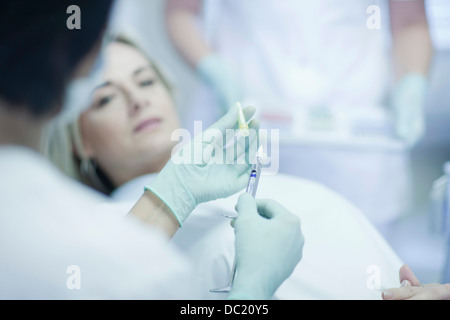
[70,119,95,160]
[74,139,95,161]
[79,135,95,159]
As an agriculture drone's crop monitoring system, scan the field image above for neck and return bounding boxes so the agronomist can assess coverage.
[0,104,48,151]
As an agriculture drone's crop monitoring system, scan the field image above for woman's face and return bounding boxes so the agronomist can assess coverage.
[79,42,180,186]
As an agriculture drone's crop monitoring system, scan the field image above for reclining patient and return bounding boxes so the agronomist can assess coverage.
[45,36,403,299]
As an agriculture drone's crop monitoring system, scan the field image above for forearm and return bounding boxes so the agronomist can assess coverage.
[127,190,180,239]
[165,0,212,68]
[389,0,433,79]
[392,23,433,77]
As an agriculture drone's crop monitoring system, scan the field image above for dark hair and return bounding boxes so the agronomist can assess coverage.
[0,0,114,117]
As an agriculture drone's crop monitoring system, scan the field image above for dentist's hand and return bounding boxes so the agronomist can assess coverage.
[228,193,304,300]
[197,54,244,114]
[145,105,259,226]
[390,73,428,147]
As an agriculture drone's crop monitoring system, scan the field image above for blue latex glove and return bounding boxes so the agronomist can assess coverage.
[197,54,244,113]
[145,105,259,226]
[228,193,304,300]
[390,73,428,146]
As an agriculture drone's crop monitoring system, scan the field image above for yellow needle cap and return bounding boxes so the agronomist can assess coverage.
[236,102,249,137]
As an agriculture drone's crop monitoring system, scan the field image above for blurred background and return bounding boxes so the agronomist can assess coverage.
[108,0,450,284]
[392,0,450,284]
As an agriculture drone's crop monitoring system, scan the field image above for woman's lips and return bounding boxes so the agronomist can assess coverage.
[134,117,162,133]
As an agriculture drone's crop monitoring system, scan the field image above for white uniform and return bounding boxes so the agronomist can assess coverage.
[112,172,403,300]
[0,146,206,299]
[184,0,411,228]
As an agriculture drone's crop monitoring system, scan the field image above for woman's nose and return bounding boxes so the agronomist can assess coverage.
[128,96,150,116]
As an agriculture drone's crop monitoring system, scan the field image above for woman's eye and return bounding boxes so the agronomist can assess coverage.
[96,94,115,108]
[140,79,155,87]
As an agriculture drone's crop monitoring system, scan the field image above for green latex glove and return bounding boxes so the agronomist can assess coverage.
[145,105,259,226]
[197,54,244,113]
[391,73,428,146]
[228,193,304,300]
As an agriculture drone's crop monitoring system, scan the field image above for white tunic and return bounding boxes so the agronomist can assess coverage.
[0,146,206,299]
[188,0,391,129]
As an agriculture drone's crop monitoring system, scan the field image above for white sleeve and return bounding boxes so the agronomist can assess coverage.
[0,202,209,299]
[65,216,209,299]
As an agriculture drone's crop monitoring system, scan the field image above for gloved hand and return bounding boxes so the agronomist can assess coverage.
[197,53,244,113]
[228,193,304,300]
[390,72,428,146]
[145,105,259,226]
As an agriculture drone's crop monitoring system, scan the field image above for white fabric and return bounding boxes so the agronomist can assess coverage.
[0,146,206,299]
[112,172,404,300]
[183,0,410,227]
[189,0,391,131]
[278,144,412,228]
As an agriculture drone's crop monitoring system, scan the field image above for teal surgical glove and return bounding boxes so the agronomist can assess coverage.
[390,73,428,146]
[145,105,259,226]
[228,193,304,300]
[197,54,244,113]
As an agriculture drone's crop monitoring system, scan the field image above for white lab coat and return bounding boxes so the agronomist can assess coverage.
[0,146,206,299]
[112,172,404,300]
[183,0,411,228]
[187,0,391,128]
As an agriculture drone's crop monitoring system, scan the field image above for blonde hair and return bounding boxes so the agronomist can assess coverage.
[43,33,175,194]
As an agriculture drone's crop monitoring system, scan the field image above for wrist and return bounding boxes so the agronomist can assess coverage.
[128,190,180,238]
[392,72,429,108]
[196,53,223,79]
[395,72,428,94]
[144,161,197,226]
[228,270,273,300]
[196,54,242,112]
